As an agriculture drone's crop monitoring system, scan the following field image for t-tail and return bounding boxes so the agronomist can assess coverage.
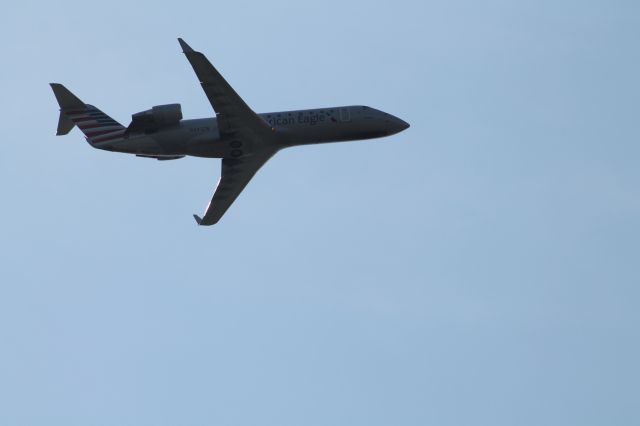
[49,83,125,145]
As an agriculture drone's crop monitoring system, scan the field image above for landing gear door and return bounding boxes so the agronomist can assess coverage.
[340,107,351,122]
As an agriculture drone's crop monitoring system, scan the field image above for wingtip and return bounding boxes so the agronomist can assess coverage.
[178,38,194,53]
[193,214,203,225]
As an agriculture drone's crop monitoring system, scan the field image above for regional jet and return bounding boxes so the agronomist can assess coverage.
[50,38,410,225]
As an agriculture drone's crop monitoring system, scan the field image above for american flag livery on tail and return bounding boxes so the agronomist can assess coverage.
[50,83,125,146]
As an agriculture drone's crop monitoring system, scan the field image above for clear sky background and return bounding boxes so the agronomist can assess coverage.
[1,0,639,425]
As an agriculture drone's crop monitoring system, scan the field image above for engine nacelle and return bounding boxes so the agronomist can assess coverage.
[127,104,183,133]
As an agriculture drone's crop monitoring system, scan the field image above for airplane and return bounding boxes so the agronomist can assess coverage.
[50,38,410,226]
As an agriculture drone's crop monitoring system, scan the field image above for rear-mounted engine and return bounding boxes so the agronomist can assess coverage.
[126,104,183,134]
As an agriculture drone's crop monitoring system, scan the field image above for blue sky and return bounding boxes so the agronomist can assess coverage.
[1,1,639,425]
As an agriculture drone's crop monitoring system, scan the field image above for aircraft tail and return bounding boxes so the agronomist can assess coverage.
[50,83,125,145]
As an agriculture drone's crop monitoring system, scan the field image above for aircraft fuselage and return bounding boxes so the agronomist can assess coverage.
[95,105,409,158]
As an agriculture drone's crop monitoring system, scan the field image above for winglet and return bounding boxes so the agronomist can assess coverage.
[178,38,194,53]
[193,214,203,225]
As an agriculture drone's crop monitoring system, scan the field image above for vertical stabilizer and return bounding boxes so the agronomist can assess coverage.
[49,83,125,144]
[50,83,85,135]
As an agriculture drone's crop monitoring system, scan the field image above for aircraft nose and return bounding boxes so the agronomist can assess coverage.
[397,117,410,131]
[381,110,410,135]
[390,116,410,134]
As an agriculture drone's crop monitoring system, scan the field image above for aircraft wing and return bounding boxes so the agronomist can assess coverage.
[179,38,279,225]
[178,38,273,139]
[194,149,277,226]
